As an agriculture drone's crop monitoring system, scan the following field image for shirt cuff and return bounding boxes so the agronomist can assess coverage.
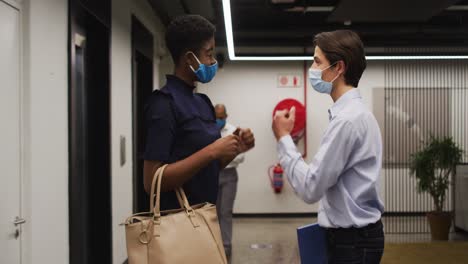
[277,135,300,163]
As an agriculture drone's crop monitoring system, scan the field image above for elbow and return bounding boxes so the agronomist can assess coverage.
[302,195,320,205]
[291,184,321,204]
[288,172,322,204]
[300,190,322,205]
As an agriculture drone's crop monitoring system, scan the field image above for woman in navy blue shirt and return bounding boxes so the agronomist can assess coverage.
[143,15,255,210]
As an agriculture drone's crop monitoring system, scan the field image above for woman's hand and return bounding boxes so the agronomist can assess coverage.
[208,134,241,159]
[234,128,255,153]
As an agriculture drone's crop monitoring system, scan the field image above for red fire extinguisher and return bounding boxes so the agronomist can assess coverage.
[268,164,284,193]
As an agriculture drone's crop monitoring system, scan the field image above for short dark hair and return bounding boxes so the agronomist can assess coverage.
[313,30,366,87]
[165,15,216,65]
[214,104,227,114]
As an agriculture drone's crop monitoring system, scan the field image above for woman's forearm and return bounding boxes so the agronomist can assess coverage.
[144,146,216,193]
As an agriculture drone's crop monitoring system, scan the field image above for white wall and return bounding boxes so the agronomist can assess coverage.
[199,59,468,214]
[22,0,69,263]
[111,0,166,262]
[198,61,336,213]
[18,0,168,263]
[197,60,386,213]
[19,0,169,262]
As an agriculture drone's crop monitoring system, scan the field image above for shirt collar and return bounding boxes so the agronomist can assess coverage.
[166,75,196,95]
[328,89,362,121]
[221,122,230,132]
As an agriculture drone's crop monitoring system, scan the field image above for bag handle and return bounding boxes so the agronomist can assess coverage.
[176,187,193,212]
[149,164,168,216]
[149,165,192,216]
[174,188,187,209]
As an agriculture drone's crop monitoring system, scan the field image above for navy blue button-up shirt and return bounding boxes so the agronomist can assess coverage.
[144,75,221,210]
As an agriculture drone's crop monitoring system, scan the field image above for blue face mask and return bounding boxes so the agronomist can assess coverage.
[308,62,340,94]
[188,52,218,83]
[216,119,226,129]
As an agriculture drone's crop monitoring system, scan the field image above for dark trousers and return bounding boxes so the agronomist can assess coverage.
[326,220,385,264]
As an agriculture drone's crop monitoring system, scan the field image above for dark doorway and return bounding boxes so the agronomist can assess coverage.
[131,16,154,213]
[69,0,112,263]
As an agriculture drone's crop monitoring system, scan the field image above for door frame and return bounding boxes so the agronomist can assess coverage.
[1,0,26,263]
[131,15,154,213]
[69,3,89,263]
[68,1,113,263]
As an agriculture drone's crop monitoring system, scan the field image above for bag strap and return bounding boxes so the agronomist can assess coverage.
[149,164,168,216]
[177,187,193,211]
[198,211,228,264]
[174,188,186,209]
[149,164,190,216]
[176,187,200,227]
[148,164,201,231]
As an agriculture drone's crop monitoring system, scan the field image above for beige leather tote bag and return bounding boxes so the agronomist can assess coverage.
[124,165,227,264]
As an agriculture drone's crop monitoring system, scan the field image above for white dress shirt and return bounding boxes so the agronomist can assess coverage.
[277,89,384,228]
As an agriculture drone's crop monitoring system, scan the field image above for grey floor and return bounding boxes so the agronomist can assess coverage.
[230,217,468,264]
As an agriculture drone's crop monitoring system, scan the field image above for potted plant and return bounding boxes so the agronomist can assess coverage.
[409,136,464,240]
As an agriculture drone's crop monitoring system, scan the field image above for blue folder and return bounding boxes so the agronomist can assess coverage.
[297,223,328,264]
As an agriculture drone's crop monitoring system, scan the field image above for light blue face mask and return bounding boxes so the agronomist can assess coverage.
[308,62,340,94]
[188,52,218,83]
[216,119,226,129]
